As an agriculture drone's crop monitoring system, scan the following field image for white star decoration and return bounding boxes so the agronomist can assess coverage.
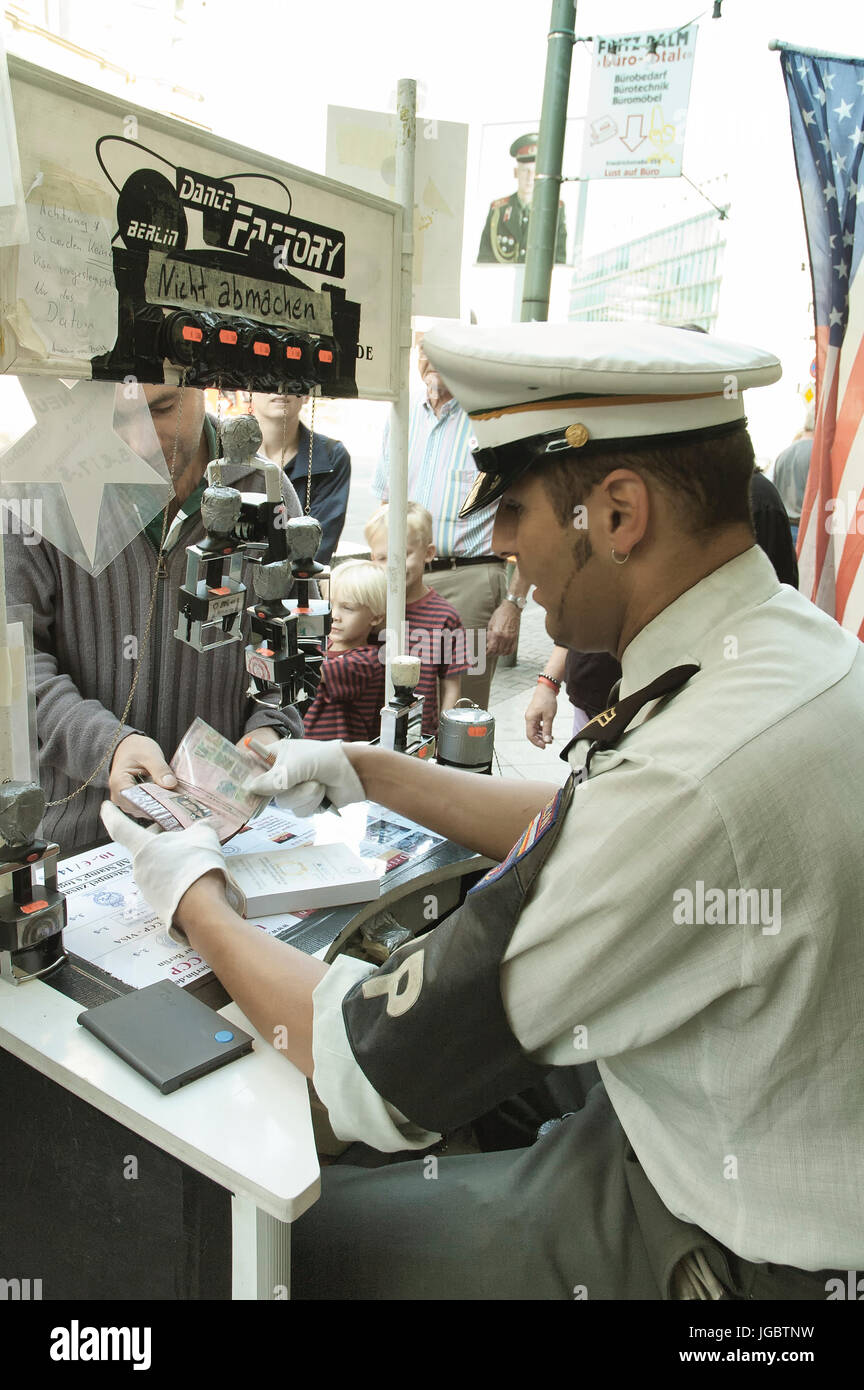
[849,127,864,146]
[835,262,849,279]
[824,73,836,90]
[829,307,844,326]
[823,182,838,202]
[834,98,854,121]
[0,378,173,574]
[802,109,816,126]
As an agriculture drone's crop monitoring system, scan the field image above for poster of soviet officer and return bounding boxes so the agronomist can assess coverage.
[476,132,567,264]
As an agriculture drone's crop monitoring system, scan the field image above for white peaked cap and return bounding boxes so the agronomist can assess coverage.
[421,321,782,517]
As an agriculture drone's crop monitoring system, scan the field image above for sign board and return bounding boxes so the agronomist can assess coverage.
[326,106,467,319]
[580,24,698,181]
[0,58,401,399]
[0,29,27,247]
[472,119,584,271]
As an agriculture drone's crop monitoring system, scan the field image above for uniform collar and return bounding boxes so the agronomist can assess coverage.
[619,545,781,700]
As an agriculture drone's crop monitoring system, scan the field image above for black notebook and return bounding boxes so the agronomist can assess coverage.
[78,980,255,1094]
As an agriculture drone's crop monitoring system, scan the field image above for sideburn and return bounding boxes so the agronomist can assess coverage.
[553,533,594,634]
[571,532,593,572]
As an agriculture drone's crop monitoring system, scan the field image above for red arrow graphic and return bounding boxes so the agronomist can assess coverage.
[620,114,647,151]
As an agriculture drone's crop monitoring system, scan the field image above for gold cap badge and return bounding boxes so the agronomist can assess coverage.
[565,423,590,448]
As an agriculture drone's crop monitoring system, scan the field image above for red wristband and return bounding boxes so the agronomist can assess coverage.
[537,675,560,692]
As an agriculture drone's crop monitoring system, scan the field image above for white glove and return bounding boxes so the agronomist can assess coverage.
[100,801,246,936]
[244,738,366,817]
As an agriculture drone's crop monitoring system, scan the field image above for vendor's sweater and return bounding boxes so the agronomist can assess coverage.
[5,419,304,852]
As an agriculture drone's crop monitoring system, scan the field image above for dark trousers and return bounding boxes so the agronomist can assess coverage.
[292,1083,717,1300]
[293,1073,852,1301]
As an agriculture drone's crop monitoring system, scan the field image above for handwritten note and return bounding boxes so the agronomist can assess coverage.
[145,251,332,332]
[17,201,118,359]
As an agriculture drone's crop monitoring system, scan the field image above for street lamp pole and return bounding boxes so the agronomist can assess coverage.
[520,0,577,322]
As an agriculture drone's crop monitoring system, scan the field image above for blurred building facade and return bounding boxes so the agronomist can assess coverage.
[568,206,729,329]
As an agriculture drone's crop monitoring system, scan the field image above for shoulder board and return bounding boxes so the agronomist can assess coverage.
[492,196,510,208]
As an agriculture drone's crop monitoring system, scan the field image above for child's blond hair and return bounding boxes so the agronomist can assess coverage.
[330,559,387,620]
[365,501,434,552]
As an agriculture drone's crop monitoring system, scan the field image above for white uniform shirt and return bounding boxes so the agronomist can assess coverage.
[312,547,864,1269]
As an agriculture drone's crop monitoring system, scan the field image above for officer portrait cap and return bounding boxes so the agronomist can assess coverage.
[420,322,782,517]
[509,133,539,162]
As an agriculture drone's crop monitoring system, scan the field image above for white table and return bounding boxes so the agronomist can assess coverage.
[0,975,319,1299]
[1,822,490,1300]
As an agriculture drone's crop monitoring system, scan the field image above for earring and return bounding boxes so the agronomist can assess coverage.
[611,548,630,565]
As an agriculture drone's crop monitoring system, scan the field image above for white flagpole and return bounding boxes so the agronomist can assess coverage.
[0,526,11,784]
[385,78,416,702]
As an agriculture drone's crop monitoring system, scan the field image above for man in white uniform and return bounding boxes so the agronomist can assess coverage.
[103,324,864,1300]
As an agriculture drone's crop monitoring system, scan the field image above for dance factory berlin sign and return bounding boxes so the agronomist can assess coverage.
[581,23,698,181]
[0,56,401,400]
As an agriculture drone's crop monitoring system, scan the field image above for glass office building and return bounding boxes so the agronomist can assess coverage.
[568,208,728,329]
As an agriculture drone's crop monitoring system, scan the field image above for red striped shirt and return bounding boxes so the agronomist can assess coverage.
[405,588,469,736]
[303,643,385,742]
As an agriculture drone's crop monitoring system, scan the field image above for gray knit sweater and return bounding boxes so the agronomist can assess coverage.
[6,429,306,852]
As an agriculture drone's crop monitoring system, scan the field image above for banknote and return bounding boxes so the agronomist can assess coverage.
[121,717,266,842]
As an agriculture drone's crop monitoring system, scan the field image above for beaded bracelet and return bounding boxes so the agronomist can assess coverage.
[537,674,561,692]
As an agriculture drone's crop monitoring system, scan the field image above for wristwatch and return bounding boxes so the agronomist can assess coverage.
[505,592,527,611]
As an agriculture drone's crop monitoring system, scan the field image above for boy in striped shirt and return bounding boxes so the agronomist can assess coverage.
[365,502,468,736]
[303,561,387,742]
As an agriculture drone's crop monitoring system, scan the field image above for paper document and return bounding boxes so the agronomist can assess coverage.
[224,801,444,869]
[56,841,307,990]
[229,841,382,916]
[57,802,444,990]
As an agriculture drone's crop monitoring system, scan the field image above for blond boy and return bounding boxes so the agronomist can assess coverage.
[303,560,387,742]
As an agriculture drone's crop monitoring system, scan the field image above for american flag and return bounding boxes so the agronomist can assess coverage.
[780,46,864,634]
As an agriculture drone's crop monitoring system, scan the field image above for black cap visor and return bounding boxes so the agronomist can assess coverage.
[458,417,749,519]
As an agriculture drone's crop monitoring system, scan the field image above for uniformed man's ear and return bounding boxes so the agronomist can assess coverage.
[598,470,650,552]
